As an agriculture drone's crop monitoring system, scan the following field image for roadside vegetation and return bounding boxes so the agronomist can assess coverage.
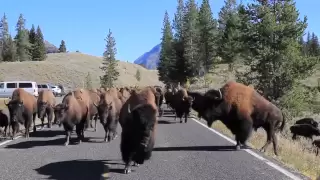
[157,0,320,179]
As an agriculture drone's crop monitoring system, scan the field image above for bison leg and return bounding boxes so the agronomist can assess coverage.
[292,133,297,140]
[4,125,8,137]
[64,130,71,146]
[11,122,18,140]
[260,126,272,154]
[103,125,109,142]
[93,115,98,132]
[40,117,45,129]
[24,120,31,139]
[124,162,132,174]
[47,109,53,128]
[76,123,85,144]
[271,130,279,156]
[316,148,319,156]
[33,112,37,132]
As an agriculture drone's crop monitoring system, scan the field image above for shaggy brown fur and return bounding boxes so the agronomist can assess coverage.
[37,89,56,128]
[5,88,37,139]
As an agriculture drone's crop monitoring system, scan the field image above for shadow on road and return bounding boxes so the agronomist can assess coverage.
[153,145,236,152]
[35,159,105,180]
[157,120,179,124]
[31,129,65,138]
[4,138,83,149]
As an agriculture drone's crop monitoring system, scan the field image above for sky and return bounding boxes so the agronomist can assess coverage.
[0,0,319,63]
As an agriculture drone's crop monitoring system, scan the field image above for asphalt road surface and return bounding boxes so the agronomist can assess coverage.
[0,98,308,180]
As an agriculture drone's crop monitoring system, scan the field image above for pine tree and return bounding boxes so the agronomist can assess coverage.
[59,40,67,53]
[198,0,218,73]
[217,0,240,70]
[239,0,317,101]
[14,14,31,61]
[309,32,320,56]
[0,14,16,62]
[157,11,175,83]
[31,26,46,61]
[135,69,141,82]
[29,24,36,56]
[100,29,119,88]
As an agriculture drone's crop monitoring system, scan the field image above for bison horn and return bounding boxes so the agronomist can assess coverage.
[128,104,131,113]
[217,89,222,100]
[4,99,9,106]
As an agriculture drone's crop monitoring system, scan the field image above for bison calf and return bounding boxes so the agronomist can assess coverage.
[290,124,320,140]
[0,109,10,137]
[312,139,320,156]
[120,103,157,174]
[295,117,318,128]
[37,90,56,129]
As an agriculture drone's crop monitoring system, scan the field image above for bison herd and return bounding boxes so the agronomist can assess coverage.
[0,80,319,174]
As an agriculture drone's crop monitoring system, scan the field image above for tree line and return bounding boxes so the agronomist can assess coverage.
[157,0,320,102]
[0,13,68,62]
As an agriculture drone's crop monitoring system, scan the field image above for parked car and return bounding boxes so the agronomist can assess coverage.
[50,85,62,96]
[0,81,39,98]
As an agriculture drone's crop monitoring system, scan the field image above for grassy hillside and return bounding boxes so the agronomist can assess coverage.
[0,53,163,89]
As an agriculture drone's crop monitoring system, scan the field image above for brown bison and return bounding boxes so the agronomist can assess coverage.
[312,139,320,156]
[189,81,285,156]
[0,108,10,137]
[154,86,164,116]
[88,90,100,132]
[290,124,320,140]
[5,88,37,139]
[170,88,194,123]
[94,88,122,142]
[64,89,91,129]
[119,87,158,174]
[37,89,56,129]
[294,117,318,128]
[54,92,89,146]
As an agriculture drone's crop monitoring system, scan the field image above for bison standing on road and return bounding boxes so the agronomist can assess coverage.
[54,92,89,146]
[37,89,56,129]
[94,88,122,142]
[119,87,158,174]
[189,81,285,156]
[0,108,10,137]
[294,117,318,128]
[5,88,37,139]
[170,88,194,123]
[290,124,320,140]
[88,90,100,132]
[155,86,164,116]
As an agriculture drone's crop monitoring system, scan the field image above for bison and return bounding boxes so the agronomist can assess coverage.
[37,89,56,129]
[290,124,320,140]
[64,89,92,129]
[5,88,37,139]
[0,108,10,137]
[154,86,164,116]
[94,88,122,142]
[294,117,318,128]
[170,88,194,123]
[189,81,285,156]
[88,90,100,132]
[312,139,320,156]
[120,101,157,174]
[54,92,89,146]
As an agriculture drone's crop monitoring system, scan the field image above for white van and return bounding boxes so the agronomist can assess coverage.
[0,81,39,98]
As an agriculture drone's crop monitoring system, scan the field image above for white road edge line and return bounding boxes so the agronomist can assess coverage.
[191,118,302,180]
[0,127,42,147]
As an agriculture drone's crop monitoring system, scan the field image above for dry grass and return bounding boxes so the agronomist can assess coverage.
[0,52,163,89]
[210,121,320,179]
[189,63,320,179]
[0,98,8,109]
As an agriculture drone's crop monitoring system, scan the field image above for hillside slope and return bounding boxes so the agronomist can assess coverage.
[0,53,163,89]
[134,44,161,69]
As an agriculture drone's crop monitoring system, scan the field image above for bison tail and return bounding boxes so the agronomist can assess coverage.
[279,111,286,132]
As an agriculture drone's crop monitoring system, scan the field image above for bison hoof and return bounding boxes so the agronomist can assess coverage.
[235,145,241,151]
[124,168,131,174]
[64,142,69,146]
[133,162,140,167]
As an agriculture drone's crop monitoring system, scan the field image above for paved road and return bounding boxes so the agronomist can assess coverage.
[0,98,309,180]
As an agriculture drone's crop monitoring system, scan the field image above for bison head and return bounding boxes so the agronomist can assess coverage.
[192,89,225,127]
[5,99,24,124]
[38,101,48,119]
[53,103,69,125]
[94,101,112,125]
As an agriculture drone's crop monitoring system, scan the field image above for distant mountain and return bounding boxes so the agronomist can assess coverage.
[44,40,59,53]
[134,44,161,70]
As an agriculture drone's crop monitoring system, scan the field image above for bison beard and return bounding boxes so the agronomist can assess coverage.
[120,103,157,174]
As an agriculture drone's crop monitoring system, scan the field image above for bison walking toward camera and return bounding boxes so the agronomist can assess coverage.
[290,124,320,140]
[294,117,318,128]
[0,108,10,137]
[119,87,158,174]
[37,89,56,129]
[5,88,37,139]
[189,81,285,156]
